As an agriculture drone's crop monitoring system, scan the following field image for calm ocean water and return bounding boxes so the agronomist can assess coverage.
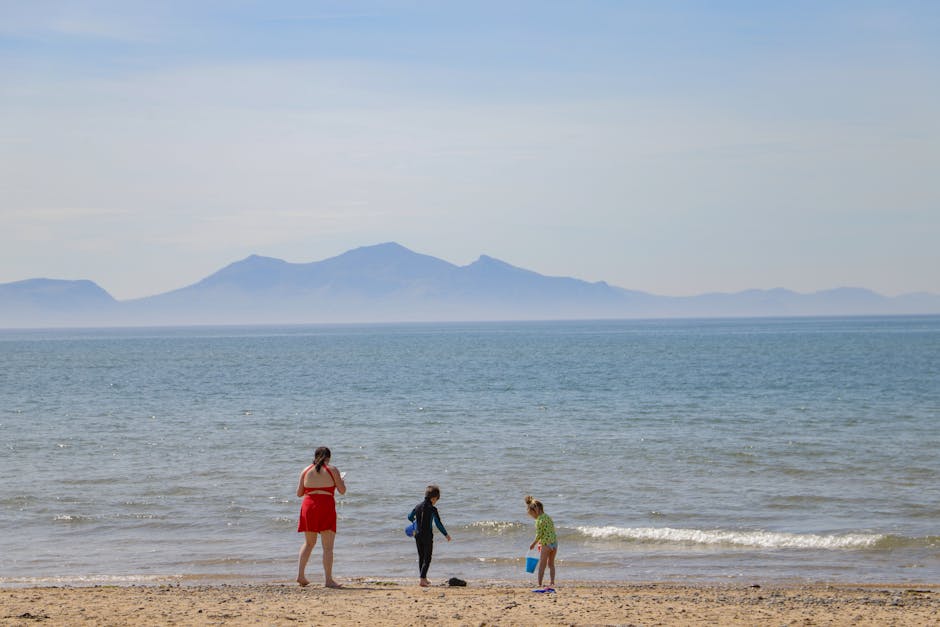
[1,316,938,586]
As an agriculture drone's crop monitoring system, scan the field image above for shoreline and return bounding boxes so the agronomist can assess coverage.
[3,580,938,626]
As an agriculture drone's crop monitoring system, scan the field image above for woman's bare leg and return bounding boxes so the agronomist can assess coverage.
[297,532,318,586]
[320,530,342,588]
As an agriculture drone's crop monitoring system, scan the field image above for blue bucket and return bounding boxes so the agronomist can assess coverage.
[525,547,540,573]
[405,522,417,537]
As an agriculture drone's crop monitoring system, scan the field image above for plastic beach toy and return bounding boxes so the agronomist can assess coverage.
[405,521,417,537]
[525,546,540,573]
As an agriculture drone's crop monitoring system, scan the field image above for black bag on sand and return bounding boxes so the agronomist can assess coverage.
[447,577,467,587]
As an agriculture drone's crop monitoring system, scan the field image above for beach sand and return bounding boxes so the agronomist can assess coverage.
[2,580,938,626]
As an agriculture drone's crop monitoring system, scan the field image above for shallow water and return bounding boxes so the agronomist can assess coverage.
[1,317,938,585]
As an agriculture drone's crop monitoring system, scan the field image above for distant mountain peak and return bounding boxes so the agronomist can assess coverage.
[737,287,795,296]
[189,254,290,290]
[3,277,113,298]
[466,255,555,285]
[339,242,412,257]
[815,286,878,296]
[367,241,409,251]
[321,242,459,280]
[468,254,526,271]
[0,278,116,325]
[236,254,287,265]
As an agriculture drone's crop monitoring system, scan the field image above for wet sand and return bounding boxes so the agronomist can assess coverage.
[2,580,939,626]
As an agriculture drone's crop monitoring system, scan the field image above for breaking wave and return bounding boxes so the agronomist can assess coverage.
[574,526,889,549]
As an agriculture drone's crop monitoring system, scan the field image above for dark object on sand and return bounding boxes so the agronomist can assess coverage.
[448,577,467,587]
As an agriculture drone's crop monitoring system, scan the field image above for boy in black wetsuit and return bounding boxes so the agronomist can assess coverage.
[407,484,452,587]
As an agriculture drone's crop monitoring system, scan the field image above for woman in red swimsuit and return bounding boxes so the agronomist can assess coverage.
[296,446,346,587]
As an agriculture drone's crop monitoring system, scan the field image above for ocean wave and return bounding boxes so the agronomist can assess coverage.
[0,494,37,508]
[53,514,97,524]
[0,574,181,587]
[469,520,527,534]
[574,526,888,549]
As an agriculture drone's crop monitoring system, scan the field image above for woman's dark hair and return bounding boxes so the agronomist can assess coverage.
[425,484,441,501]
[313,447,331,473]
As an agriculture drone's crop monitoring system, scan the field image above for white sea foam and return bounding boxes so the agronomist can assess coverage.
[470,520,527,534]
[575,526,885,549]
[53,514,95,523]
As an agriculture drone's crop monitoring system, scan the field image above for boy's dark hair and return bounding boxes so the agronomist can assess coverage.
[425,484,441,501]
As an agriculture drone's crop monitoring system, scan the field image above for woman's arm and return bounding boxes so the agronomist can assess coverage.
[330,465,347,495]
[296,465,313,498]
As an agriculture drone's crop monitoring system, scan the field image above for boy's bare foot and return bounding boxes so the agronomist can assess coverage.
[325,579,343,589]
[419,579,430,587]
[296,577,309,587]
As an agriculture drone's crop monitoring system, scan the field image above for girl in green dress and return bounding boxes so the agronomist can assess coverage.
[525,495,557,591]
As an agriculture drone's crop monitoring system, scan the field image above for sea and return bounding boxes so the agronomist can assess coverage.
[1,316,938,587]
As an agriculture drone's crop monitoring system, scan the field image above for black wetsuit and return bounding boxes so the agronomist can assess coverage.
[408,499,448,579]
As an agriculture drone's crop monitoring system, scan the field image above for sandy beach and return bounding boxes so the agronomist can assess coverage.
[2,580,938,626]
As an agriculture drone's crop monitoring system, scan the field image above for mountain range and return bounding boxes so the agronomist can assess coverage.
[2,242,939,328]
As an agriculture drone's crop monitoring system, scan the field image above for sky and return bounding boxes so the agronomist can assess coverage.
[2,1,938,300]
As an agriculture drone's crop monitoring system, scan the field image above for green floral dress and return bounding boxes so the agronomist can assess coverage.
[535,513,557,546]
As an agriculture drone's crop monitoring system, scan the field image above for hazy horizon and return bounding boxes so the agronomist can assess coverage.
[2,2,938,299]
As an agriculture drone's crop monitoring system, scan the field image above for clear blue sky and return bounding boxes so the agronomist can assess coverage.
[2,1,938,299]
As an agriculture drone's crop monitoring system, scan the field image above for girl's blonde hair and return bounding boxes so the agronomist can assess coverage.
[525,495,544,515]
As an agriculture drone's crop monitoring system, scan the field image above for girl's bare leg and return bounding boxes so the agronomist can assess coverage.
[536,552,547,587]
[297,532,318,586]
[545,546,557,586]
[321,530,342,588]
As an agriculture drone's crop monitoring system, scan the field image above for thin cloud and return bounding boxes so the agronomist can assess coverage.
[4,207,131,220]
[46,16,159,43]
[263,12,386,23]
[0,4,162,44]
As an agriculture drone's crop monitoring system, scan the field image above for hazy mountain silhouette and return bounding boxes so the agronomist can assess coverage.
[0,278,118,326]
[120,243,655,325]
[2,242,939,328]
